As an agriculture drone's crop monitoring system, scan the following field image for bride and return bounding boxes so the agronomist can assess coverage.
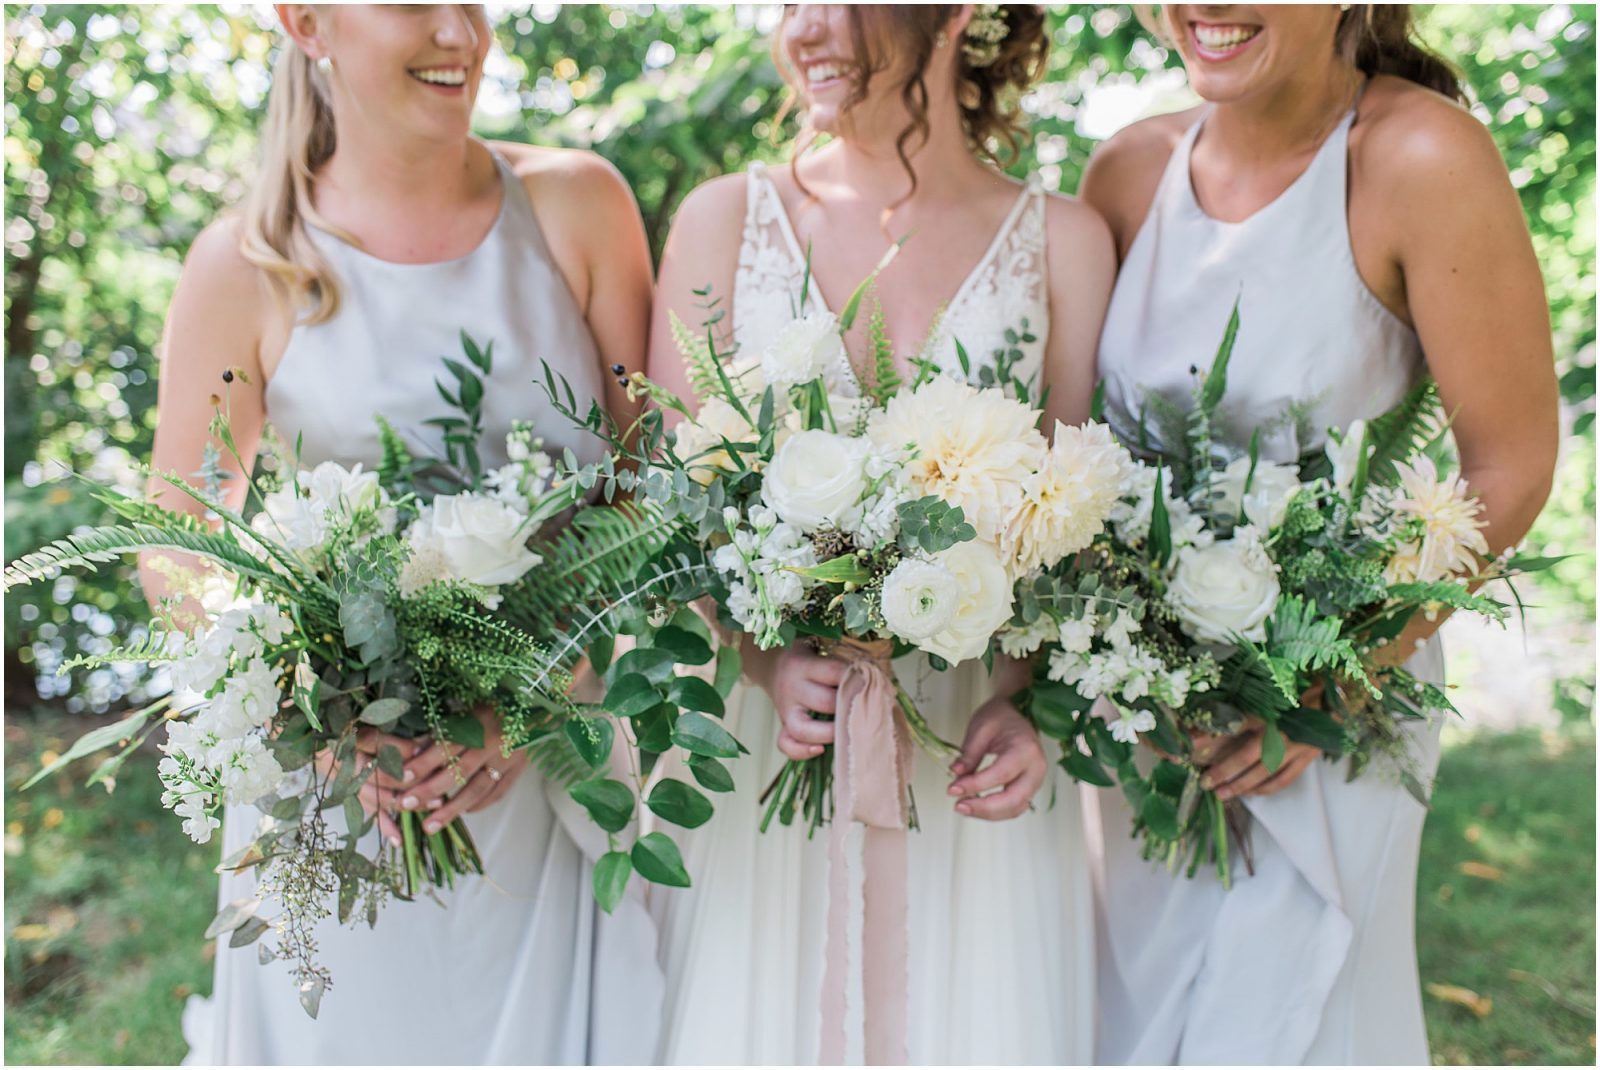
[644,4,1114,1063]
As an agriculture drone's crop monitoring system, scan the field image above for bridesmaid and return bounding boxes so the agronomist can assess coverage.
[1082,4,1557,1063]
[141,5,658,1063]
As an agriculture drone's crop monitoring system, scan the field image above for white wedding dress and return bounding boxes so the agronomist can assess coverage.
[648,162,1097,1065]
[181,149,661,1066]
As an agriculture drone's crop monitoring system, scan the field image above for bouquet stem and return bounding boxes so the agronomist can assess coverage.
[397,810,483,898]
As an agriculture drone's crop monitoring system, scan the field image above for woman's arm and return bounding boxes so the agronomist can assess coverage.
[140,217,273,625]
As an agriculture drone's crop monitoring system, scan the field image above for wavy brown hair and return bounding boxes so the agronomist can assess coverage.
[775,5,1050,203]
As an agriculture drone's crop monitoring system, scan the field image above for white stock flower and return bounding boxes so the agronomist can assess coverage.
[917,540,1014,665]
[216,735,285,806]
[1168,529,1282,644]
[1326,419,1370,496]
[880,558,961,642]
[174,794,221,844]
[403,492,543,592]
[762,429,868,532]
[997,613,1059,658]
[1109,706,1157,745]
[1057,613,1097,655]
[1005,421,1132,574]
[868,376,1047,546]
[761,311,847,388]
[1383,455,1490,584]
[1215,456,1302,530]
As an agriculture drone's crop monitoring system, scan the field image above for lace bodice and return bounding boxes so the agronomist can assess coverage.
[732,161,1049,398]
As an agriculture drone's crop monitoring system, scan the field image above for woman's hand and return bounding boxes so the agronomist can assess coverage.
[395,705,525,834]
[768,646,848,761]
[349,728,425,846]
[947,697,1048,821]
[1191,685,1325,801]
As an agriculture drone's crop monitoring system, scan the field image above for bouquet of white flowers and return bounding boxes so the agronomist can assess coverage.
[553,263,1127,838]
[1015,305,1552,884]
[4,335,676,1014]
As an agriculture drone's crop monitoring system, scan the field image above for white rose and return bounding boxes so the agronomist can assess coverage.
[761,311,846,388]
[880,558,960,642]
[406,492,543,589]
[919,540,1014,665]
[1326,419,1370,495]
[1215,457,1302,530]
[762,429,868,532]
[1168,531,1281,644]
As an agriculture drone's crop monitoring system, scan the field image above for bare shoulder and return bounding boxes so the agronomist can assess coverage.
[1040,188,1115,268]
[1080,105,1201,250]
[490,140,637,215]
[182,215,268,301]
[662,170,749,254]
[1087,106,1200,180]
[1354,75,1505,188]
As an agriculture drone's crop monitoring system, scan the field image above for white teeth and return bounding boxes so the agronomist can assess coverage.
[1194,24,1259,50]
[806,63,844,84]
[411,68,466,86]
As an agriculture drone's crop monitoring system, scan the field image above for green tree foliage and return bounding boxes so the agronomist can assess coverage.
[3,4,1594,712]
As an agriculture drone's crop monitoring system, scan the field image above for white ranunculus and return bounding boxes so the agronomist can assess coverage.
[761,311,847,389]
[880,558,960,642]
[919,540,1015,665]
[761,429,868,532]
[405,492,543,591]
[1168,530,1282,644]
[1326,419,1370,496]
[1215,456,1302,530]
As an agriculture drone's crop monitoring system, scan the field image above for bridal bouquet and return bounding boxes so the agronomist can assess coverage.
[553,267,1127,836]
[1017,305,1550,884]
[4,335,672,1014]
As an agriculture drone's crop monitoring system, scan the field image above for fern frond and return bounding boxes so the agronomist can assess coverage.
[58,630,181,673]
[5,524,286,592]
[669,309,724,401]
[864,293,901,404]
[519,729,593,789]
[1364,378,1442,486]
[1386,580,1505,617]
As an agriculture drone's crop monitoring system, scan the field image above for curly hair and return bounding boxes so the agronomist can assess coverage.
[774,5,1050,204]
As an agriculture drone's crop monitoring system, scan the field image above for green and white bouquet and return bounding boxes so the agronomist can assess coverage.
[555,265,1127,835]
[3,336,671,1014]
[1017,305,1550,884]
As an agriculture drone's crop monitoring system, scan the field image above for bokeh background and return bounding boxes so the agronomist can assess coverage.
[3,4,1594,1064]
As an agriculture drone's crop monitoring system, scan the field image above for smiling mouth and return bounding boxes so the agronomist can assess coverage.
[1190,22,1262,61]
[803,61,849,87]
[409,67,467,88]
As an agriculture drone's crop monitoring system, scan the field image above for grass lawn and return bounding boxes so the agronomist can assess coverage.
[4,714,1595,1064]
[1418,724,1596,1065]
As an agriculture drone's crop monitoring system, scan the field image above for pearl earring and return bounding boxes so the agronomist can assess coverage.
[317,55,332,75]
[936,31,949,48]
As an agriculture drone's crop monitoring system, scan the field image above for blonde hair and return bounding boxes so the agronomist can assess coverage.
[238,44,350,324]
